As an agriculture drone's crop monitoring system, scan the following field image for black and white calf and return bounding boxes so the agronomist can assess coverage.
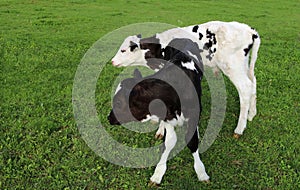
[111,21,261,137]
[108,38,209,185]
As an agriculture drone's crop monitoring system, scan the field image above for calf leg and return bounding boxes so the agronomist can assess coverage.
[187,127,210,181]
[248,76,257,121]
[155,121,165,139]
[150,122,177,185]
[230,75,252,136]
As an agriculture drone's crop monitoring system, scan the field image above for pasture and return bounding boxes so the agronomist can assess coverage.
[1,0,299,189]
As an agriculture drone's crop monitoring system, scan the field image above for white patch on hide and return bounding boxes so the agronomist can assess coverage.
[181,61,197,72]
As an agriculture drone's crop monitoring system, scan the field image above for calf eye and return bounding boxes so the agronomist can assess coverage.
[121,49,126,53]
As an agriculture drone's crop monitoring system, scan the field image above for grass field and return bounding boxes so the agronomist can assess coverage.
[1,0,300,189]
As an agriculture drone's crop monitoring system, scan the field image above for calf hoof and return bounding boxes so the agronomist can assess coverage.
[155,133,164,140]
[148,180,160,188]
[233,133,241,139]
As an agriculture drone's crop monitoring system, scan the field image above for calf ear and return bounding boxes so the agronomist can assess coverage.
[133,69,142,79]
[137,34,142,38]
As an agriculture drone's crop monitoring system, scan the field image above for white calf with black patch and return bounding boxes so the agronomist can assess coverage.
[112,21,260,137]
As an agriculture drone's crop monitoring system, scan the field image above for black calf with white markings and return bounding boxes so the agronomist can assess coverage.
[108,38,209,185]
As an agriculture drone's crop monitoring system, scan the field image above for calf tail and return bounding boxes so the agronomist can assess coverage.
[249,31,261,82]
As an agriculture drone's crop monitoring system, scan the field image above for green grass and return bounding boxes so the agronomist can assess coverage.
[1,0,299,189]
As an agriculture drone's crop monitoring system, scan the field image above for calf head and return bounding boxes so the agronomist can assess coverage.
[111,35,163,69]
[108,69,143,125]
[108,69,180,125]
